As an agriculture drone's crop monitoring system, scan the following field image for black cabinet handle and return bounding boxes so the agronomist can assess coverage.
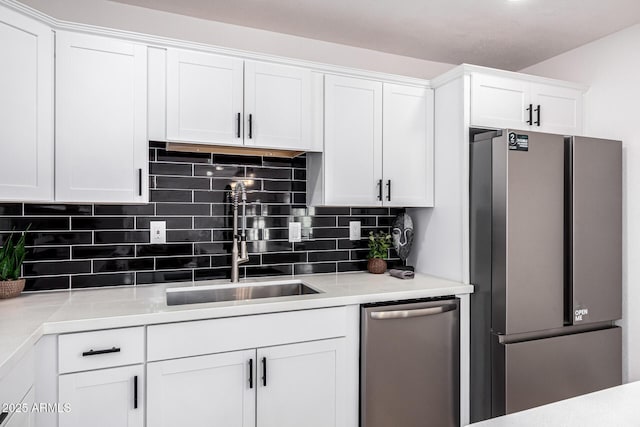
[526,103,533,125]
[248,359,254,389]
[0,412,8,425]
[133,375,138,409]
[138,168,142,196]
[248,114,253,139]
[261,357,267,387]
[236,112,241,138]
[82,347,121,357]
[534,105,541,126]
[386,180,391,202]
[377,179,383,201]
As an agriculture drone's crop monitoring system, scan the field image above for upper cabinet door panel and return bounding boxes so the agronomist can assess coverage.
[530,83,583,135]
[470,73,530,130]
[0,7,53,202]
[382,84,433,207]
[166,49,243,145]
[324,75,382,206]
[244,61,312,150]
[55,32,148,203]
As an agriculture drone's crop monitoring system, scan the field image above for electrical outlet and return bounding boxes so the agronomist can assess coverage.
[349,221,361,241]
[288,222,302,243]
[150,221,166,244]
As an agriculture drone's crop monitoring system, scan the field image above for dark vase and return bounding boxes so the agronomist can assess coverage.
[367,258,387,274]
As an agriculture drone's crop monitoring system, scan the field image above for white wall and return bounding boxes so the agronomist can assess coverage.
[17,0,454,79]
[523,23,640,383]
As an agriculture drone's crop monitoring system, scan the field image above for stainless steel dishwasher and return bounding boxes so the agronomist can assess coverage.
[361,298,460,427]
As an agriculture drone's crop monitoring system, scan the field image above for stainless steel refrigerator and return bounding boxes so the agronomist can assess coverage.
[469,129,622,422]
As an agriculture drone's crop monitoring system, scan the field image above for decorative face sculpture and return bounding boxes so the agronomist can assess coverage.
[391,213,414,262]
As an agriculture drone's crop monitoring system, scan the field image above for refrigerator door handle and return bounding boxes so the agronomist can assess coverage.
[370,303,457,319]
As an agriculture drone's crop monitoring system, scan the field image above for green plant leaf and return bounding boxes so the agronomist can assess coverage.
[0,227,29,281]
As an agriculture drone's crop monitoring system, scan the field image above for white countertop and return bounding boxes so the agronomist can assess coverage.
[469,382,640,427]
[0,271,472,379]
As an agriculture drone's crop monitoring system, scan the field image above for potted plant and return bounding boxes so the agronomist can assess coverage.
[0,229,28,299]
[367,231,391,274]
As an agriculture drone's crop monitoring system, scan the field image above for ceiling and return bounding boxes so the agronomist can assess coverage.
[109,0,640,70]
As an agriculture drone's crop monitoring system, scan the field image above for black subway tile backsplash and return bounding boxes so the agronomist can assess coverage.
[94,204,155,216]
[71,217,135,230]
[73,245,135,259]
[0,203,22,215]
[93,258,155,273]
[72,273,135,288]
[7,149,401,292]
[24,204,92,216]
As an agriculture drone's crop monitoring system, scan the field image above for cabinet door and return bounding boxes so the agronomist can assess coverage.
[382,84,434,207]
[470,73,531,130]
[58,365,143,427]
[55,32,148,203]
[0,7,53,201]
[244,61,312,150]
[324,75,382,206]
[166,48,243,145]
[4,387,34,427]
[147,350,256,427]
[530,83,583,135]
[257,338,347,427]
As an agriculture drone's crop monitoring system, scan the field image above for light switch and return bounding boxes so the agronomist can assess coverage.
[150,221,166,244]
[289,222,302,243]
[349,221,361,241]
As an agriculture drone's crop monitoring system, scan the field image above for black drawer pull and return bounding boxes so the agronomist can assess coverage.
[534,104,541,126]
[0,412,8,425]
[386,180,391,201]
[236,112,241,138]
[261,357,267,387]
[138,168,143,196]
[82,347,121,357]
[249,359,254,389]
[133,375,138,409]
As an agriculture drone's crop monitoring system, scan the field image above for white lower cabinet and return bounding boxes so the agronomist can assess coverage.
[3,387,34,427]
[257,339,346,427]
[58,365,144,427]
[147,338,346,427]
[147,349,255,427]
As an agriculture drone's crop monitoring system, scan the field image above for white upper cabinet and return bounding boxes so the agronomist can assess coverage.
[244,61,312,150]
[470,72,583,135]
[0,7,53,202]
[382,83,434,207]
[470,73,530,130]
[530,82,583,135]
[166,49,244,145]
[164,50,314,151]
[55,32,148,203]
[311,76,433,207]
[323,75,383,206]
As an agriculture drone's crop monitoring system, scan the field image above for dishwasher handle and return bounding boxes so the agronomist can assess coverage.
[370,303,457,320]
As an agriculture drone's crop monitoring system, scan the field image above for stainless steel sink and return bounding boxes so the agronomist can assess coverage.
[166,280,322,306]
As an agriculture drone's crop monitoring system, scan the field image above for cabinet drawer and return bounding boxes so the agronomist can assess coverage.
[58,327,144,374]
[148,307,348,361]
[0,350,34,419]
